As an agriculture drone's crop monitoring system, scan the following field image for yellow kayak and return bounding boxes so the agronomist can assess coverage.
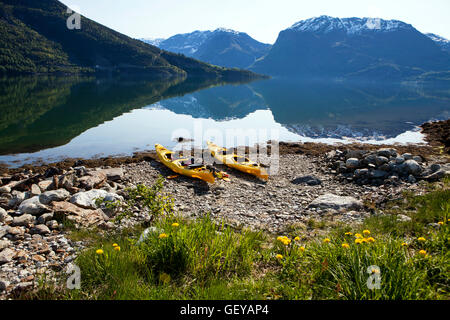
[207,141,269,180]
[155,144,215,183]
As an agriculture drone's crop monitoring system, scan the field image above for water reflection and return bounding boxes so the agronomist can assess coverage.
[0,75,448,166]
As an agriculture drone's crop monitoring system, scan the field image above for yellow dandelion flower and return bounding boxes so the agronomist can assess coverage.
[345,232,353,236]
[438,221,444,226]
[355,233,363,239]
[159,233,168,239]
[112,243,118,247]
[299,246,305,252]
[96,249,104,255]
[355,238,363,245]
[323,238,331,244]
[367,237,375,243]
[294,236,300,241]
[342,243,350,249]
[171,223,180,227]
[417,237,426,242]
[276,254,283,260]
[363,230,371,235]
[419,250,427,256]
[277,236,291,245]
[401,242,408,247]
[114,246,121,251]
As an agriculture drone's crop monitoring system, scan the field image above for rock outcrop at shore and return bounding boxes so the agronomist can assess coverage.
[0,165,128,297]
[327,148,450,185]
[0,143,448,298]
[420,119,450,154]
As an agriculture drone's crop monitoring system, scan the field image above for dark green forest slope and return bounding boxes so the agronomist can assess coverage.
[0,0,261,80]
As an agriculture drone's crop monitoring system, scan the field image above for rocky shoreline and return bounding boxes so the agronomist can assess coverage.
[0,120,449,298]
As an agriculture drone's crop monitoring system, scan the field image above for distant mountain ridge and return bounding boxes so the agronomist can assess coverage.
[0,0,261,80]
[250,15,450,79]
[142,29,272,69]
[288,16,413,34]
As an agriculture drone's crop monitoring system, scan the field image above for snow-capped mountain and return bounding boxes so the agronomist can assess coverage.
[289,16,412,35]
[251,15,450,78]
[426,33,450,53]
[140,38,165,47]
[143,29,271,69]
[155,30,213,56]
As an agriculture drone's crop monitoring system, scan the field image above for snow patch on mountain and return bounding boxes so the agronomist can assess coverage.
[427,33,450,44]
[139,38,165,46]
[426,33,450,52]
[214,28,241,35]
[289,15,413,35]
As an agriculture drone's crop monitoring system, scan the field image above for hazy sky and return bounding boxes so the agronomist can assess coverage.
[59,0,450,44]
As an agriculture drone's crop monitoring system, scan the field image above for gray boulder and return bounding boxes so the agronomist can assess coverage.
[375,156,389,166]
[18,196,47,215]
[30,224,51,235]
[0,248,15,265]
[354,168,369,178]
[291,175,322,186]
[345,150,366,159]
[37,213,54,225]
[0,186,11,194]
[58,173,78,190]
[363,154,377,165]
[413,155,422,163]
[308,194,363,211]
[403,160,422,175]
[402,153,413,160]
[100,168,124,181]
[371,170,388,179]
[12,214,35,226]
[30,184,41,196]
[38,179,53,192]
[39,189,70,205]
[395,156,405,164]
[346,158,360,169]
[70,189,123,209]
[0,226,7,238]
[78,171,107,190]
[8,191,27,208]
[377,148,397,158]
[0,207,8,223]
[0,239,11,250]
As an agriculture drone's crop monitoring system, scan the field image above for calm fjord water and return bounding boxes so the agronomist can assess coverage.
[0,76,448,167]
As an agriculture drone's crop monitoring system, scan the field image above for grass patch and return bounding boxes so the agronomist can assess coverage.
[23,177,449,300]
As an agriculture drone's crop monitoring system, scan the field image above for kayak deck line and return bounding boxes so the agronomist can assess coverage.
[207,141,269,181]
[155,144,230,183]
